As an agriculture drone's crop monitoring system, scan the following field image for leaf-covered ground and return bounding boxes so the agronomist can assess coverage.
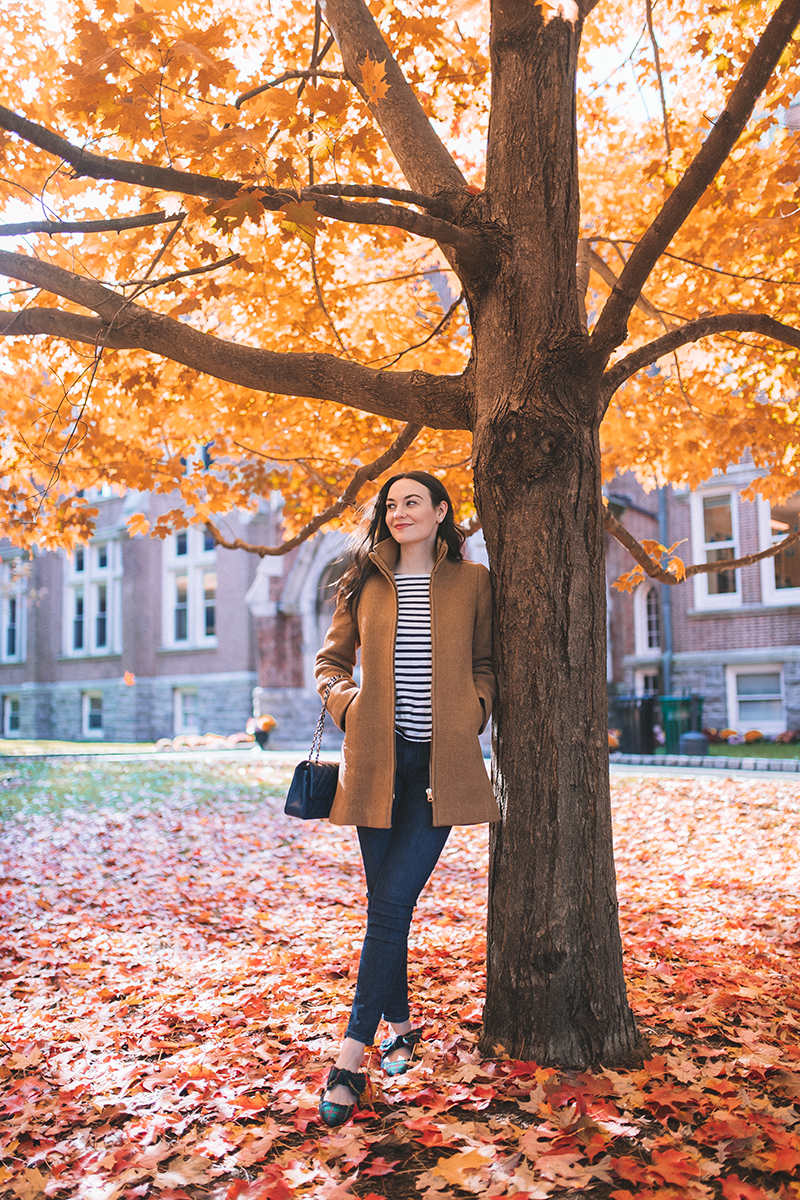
[1,759,799,1200]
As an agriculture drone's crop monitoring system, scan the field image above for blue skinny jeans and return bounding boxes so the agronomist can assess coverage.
[345,733,451,1045]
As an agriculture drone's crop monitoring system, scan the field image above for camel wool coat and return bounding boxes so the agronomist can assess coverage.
[315,538,500,828]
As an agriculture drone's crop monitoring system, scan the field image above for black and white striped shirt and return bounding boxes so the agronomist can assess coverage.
[394,574,432,741]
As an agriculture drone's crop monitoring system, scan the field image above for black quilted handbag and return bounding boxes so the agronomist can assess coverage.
[284,675,344,820]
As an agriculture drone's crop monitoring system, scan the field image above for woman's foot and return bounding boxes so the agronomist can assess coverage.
[318,1065,369,1127]
[320,1037,368,1117]
[380,1022,422,1076]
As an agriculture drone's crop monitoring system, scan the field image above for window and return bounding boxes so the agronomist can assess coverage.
[1,559,27,664]
[633,583,661,656]
[174,687,200,735]
[758,493,800,605]
[690,490,740,609]
[634,671,661,696]
[6,597,16,658]
[645,587,660,649]
[73,590,85,650]
[703,495,737,594]
[63,540,122,657]
[82,692,104,738]
[175,575,188,641]
[725,666,785,735]
[203,572,216,637]
[95,584,107,648]
[3,695,20,737]
[162,530,217,649]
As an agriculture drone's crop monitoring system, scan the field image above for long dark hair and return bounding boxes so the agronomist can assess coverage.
[337,471,465,613]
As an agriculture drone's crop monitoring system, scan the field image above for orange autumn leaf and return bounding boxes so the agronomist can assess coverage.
[359,53,390,104]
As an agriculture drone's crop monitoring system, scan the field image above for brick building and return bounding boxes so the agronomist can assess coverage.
[606,464,800,736]
[0,488,277,743]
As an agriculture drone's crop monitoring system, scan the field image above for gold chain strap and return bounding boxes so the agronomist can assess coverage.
[309,675,345,762]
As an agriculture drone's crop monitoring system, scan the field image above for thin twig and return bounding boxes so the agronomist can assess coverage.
[604,505,800,583]
[235,56,340,109]
[309,248,351,356]
[141,214,186,282]
[129,252,239,291]
[588,237,800,287]
[370,293,466,368]
[207,422,423,556]
[157,50,174,167]
[645,0,671,157]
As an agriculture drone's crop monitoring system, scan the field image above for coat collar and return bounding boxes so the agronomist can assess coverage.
[369,536,449,580]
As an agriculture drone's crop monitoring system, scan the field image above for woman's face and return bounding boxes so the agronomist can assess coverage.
[385,480,447,549]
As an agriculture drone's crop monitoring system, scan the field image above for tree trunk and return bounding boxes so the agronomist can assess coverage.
[474,400,642,1066]
[469,0,644,1067]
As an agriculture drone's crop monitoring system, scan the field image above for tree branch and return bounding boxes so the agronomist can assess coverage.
[306,183,447,214]
[322,0,468,197]
[604,312,800,394]
[206,420,422,556]
[604,505,800,584]
[588,247,672,328]
[0,255,470,429]
[0,211,185,238]
[576,239,591,327]
[0,105,482,256]
[590,0,800,356]
[588,238,800,288]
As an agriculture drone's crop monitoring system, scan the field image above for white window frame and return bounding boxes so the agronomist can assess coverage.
[690,488,741,610]
[725,664,785,736]
[633,582,661,657]
[173,687,200,735]
[3,694,21,737]
[63,540,122,657]
[161,530,217,649]
[0,558,27,664]
[82,691,105,739]
[757,495,800,606]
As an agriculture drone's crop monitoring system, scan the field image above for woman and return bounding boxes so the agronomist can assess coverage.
[315,471,499,1127]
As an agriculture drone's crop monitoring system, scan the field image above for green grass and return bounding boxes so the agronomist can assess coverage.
[0,738,157,756]
[651,742,800,759]
[706,741,800,758]
[0,758,293,819]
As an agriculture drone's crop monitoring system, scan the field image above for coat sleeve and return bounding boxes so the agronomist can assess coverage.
[472,565,495,733]
[315,594,361,731]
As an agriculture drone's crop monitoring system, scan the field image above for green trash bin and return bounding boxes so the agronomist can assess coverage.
[659,695,704,755]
